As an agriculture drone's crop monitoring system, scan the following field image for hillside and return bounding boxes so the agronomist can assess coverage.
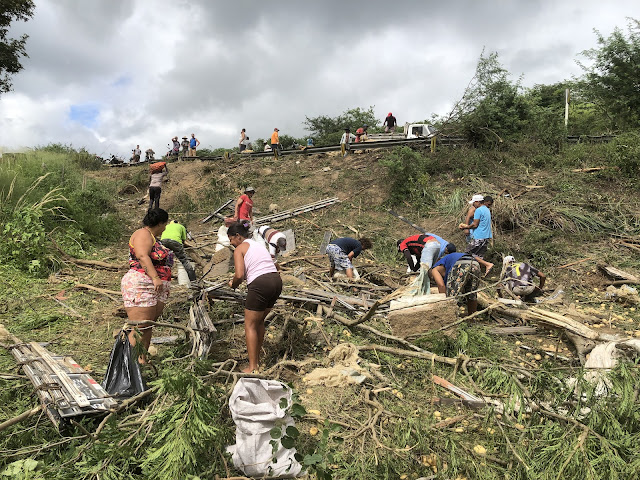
[1,141,640,479]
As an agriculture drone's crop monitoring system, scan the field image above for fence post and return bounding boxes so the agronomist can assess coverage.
[430,136,437,153]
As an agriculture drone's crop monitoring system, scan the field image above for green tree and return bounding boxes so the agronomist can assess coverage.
[0,0,35,95]
[304,106,378,146]
[577,18,640,131]
[440,51,531,146]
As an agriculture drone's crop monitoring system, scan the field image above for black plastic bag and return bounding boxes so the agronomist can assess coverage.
[102,331,146,398]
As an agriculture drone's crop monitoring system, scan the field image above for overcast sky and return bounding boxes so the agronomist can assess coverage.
[0,1,637,158]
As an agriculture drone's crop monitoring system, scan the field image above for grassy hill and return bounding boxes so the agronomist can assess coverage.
[1,139,639,479]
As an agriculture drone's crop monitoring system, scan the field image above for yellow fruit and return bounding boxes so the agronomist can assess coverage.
[515,423,525,430]
[473,445,487,456]
[308,409,321,416]
[534,354,542,361]
[515,340,522,345]
[455,427,464,433]
[433,411,442,417]
[306,389,313,394]
[309,427,319,436]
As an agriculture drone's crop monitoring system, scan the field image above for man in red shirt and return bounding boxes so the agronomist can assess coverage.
[235,186,255,223]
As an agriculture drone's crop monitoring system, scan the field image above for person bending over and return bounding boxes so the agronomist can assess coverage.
[326,236,372,280]
[429,252,481,316]
[228,221,283,373]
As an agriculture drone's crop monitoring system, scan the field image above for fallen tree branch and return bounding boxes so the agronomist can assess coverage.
[0,405,43,432]
[75,283,122,297]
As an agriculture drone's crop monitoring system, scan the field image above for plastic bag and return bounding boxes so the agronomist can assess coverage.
[101,331,146,398]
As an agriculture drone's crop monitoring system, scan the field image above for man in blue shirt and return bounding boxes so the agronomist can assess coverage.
[459,195,494,276]
[429,252,481,315]
[189,133,200,156]
[326,237,372,280]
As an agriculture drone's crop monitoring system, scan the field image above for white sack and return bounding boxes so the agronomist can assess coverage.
[227,378,302,477]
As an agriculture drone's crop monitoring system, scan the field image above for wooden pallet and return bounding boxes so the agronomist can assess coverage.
[4,330,117,427]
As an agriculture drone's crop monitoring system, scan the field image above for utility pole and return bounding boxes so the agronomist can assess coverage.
[564,88,570,129]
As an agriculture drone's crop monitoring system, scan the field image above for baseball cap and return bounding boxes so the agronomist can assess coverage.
[469,194,484,204]
[274,127,279,131]
[245,186,255,193]
[503,255,515,264]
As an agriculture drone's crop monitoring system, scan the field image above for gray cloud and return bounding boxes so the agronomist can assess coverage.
[1,0,637,157]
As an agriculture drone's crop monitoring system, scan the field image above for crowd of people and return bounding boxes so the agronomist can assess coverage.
[122,141,547,373]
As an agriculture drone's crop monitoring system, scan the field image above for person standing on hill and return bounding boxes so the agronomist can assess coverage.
[189,133,200,156]
[239,128,247,152]
[121,208,173,364]
[228,221,283,373]
[148,163,168,210]
[271,128,280,159]
[340,127,356,157]
[459,195,494,276]
[383,112,397,133]
[132,145,141,163]
[326,236,372,280]
[160,220,197,283]
[180,136,189,158]
[234,186,255,224]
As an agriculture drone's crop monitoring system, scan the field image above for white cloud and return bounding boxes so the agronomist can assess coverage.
[1,0,636,157]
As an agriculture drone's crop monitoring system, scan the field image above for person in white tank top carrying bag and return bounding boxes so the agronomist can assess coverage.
[228,221,283,373]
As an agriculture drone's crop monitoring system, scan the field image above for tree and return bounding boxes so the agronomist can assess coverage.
[0,0,34,95]
[577,18,640,131]
[304,106,379,146]
[438,51,530,146]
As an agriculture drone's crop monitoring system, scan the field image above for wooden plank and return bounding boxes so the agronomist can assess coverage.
[319,231,332,254]
[30,342,91,407]
[201,198,234,224]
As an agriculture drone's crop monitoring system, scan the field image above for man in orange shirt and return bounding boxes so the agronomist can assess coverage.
[271,128,280,159]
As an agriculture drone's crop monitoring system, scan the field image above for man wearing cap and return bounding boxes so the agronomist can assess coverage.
[383,112,397,133]
[459,195,494,275]
[171,136,180,157]
[189,133,200,157]
[235,186,255,223]
[397,233,456,272]
[500,256,546,301]
[271,128,280,159]
[340,127,356,157]
[257,225,287,267]
[180,136,189,158]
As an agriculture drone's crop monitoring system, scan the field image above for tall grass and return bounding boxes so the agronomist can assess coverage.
[0,149,122,274]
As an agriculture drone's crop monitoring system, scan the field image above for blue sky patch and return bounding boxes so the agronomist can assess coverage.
[69,103,100,128]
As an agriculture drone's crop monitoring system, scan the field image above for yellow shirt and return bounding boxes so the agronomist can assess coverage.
[271,131,279,145]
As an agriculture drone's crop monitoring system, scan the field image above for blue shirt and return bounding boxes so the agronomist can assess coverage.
[424,232,449,258]
[433,252,468,284]
[330,237,362,258]
[472,205,492,240]
[189,137,197,148]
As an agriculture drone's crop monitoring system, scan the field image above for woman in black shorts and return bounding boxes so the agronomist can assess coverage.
[228,221,282,373]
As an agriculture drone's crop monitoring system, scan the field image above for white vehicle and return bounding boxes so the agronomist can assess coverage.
[366,122,438,141]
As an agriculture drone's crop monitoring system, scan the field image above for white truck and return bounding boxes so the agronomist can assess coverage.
[366,123,438,141]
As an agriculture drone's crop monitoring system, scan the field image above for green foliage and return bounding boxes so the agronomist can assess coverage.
[0,0,35,95]
[603,131,640,176]
[304,107,379,146]
[378,147,437,209]
[577,18,640,130]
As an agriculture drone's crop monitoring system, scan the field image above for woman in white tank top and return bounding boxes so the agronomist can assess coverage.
[228,221,282,373]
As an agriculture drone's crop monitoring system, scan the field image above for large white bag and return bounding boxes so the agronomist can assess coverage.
[227,378,303,477]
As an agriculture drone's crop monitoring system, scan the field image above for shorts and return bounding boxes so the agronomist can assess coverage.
[419,240,441,269]
[326,244,353,271]
[246,272,282,311]
[446,259,481,305]
[466,238,489,258]
[121,269,171,308]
